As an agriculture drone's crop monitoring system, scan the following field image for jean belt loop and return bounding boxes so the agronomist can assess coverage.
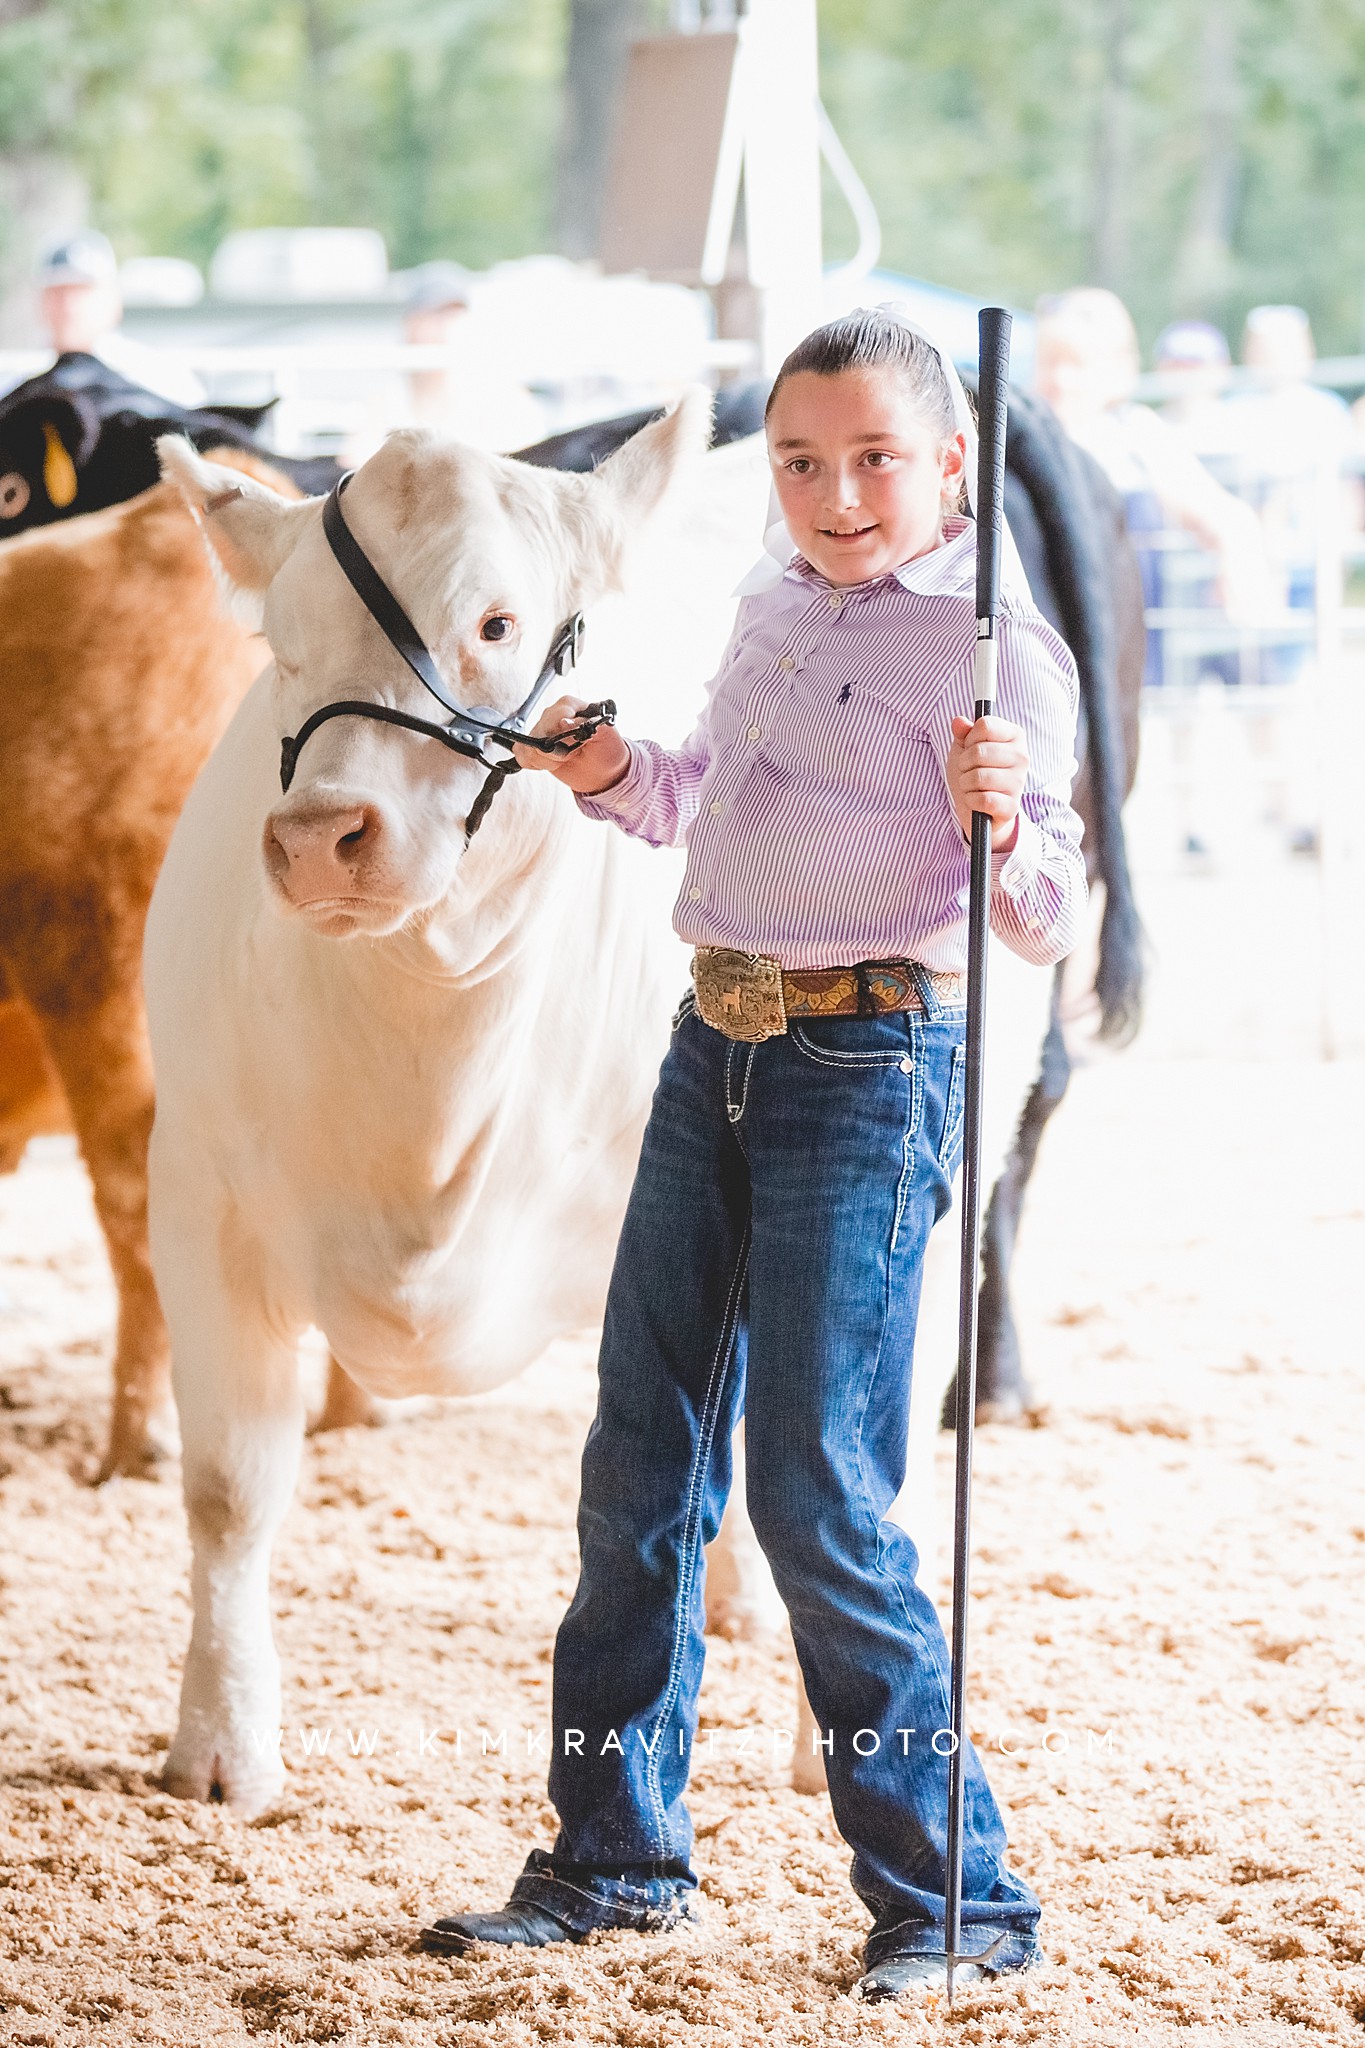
[907,962,943,1021]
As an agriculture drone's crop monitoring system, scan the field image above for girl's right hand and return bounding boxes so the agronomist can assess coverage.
[511,696,633,796]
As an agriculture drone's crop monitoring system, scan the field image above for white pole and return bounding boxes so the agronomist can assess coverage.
[734,0,824,373]
[1315,447,1347,1059]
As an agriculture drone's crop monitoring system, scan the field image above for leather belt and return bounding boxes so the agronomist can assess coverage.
[690,947,966,1045]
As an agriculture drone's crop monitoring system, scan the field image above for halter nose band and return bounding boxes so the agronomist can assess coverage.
[278,474,610,840]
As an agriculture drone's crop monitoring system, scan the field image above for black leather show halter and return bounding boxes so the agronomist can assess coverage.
[278,471,615,841]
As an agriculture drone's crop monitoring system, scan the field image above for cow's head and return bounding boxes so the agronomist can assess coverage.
[159,396,710,938]
[0,392,103,531]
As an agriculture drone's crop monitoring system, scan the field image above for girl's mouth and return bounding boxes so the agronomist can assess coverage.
[820,524,877,542]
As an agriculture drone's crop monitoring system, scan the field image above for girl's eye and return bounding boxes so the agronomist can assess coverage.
[786,458,813,475]
[864,451,892,466]
[481,615,513,642]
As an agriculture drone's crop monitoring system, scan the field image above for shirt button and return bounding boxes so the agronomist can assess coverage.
[709,799,724,816]
[1026,915,1043,932]
[747,724,762,741]
[828,591,844,609]
[777,653,795,670]
[688,886,702,902]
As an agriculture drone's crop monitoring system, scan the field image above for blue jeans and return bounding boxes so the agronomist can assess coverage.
[510,981,1042,1969]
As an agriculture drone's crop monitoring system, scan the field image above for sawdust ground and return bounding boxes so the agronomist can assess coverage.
[2,1044,1363,2046]
[4,723,1365,2045]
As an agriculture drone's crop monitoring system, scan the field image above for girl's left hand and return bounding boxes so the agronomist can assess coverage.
[947,714,1028,851]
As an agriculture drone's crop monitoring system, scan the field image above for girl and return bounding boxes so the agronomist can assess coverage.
[422,309,1086,2002]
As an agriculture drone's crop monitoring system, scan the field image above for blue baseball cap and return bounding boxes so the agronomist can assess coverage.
[1153,320,1230,368]
[38,229,119,288]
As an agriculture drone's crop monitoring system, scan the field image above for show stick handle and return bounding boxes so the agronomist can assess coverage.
[974,306,1012,711]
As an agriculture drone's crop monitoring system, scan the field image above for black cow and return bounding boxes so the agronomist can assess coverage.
[0,352,342,536]
[0,357,770,541]
[518,381,769,471]
[518,381,1146,1424]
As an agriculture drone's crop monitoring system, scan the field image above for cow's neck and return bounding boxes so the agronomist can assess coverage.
[255,791,659,1270]
[302,792,583,1019]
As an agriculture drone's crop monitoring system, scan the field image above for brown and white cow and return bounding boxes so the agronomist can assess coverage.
[0,467,282,1476]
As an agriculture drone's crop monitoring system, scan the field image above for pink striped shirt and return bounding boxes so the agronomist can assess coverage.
[577,515,1087,973]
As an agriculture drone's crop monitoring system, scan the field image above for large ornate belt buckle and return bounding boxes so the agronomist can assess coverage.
[690,948,788,1043]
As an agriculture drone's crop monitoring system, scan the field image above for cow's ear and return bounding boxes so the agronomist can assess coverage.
[157,434,316,598]
[561,385,712,600]
[41,394,100,503]
[588,385,712,530]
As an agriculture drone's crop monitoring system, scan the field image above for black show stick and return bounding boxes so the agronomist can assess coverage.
[944,304,1012,2006]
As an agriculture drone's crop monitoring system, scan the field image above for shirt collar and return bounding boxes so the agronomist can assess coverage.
[783,514,975,600]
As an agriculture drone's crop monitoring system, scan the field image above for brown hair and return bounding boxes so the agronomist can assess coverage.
[765,308,965,503]
[766,309,958,432]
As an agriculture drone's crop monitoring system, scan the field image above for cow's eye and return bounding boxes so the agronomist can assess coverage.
[0,473,30,518]
[481,615,512,642]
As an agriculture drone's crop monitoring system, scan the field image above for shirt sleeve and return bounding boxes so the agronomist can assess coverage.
[573,611,745,848]
[572,719,714,850]
[933,604,1089,967]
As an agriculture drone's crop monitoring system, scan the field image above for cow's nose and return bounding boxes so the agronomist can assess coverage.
[264,803,382,903]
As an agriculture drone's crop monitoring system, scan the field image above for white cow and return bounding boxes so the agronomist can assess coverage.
[145,405,719,1813]
[147,404,1051,1816]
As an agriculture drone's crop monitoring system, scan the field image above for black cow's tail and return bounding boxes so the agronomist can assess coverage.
[1003,389,1145,1045]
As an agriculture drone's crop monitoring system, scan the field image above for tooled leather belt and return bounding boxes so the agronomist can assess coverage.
[690,946,967,1045]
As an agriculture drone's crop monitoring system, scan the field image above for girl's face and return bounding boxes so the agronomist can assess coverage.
[766,366,966,587]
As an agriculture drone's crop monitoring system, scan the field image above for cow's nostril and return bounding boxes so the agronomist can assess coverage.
[337,824,366,853]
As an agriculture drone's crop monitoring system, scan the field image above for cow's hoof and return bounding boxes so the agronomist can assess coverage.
[970,1392,1023,1425]
[95,1408,181,1484]
[309,1357,385,1434]
[703,1588,788,1641]
[790,1752,830,1796]
[162,1743,284,1818]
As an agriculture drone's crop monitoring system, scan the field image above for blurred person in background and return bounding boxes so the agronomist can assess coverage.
[36,229,205,407]
[1035,287,1270,657]
[1216,305,1363,850]
[1037,287,1273,862]
[1151,320,1243,696]
[1152,319,1236,454]
[402,260,477,426]
[1223,305,1361,615]
[347,259,545,460]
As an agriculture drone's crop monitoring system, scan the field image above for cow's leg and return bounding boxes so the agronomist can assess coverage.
[934,950,1062,1431]
[151,1182,304,1815]
[705,1420,789,1641]
[791,1662,828,1795]
[974,970,1073,1421]
[311,1354,384,1433]
[29,987,174,1480]
[0,990,70,1173]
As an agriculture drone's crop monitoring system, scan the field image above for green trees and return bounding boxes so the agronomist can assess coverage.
[0,0,566,282]
[3,0,1364,352]
[819,0,1365,352]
